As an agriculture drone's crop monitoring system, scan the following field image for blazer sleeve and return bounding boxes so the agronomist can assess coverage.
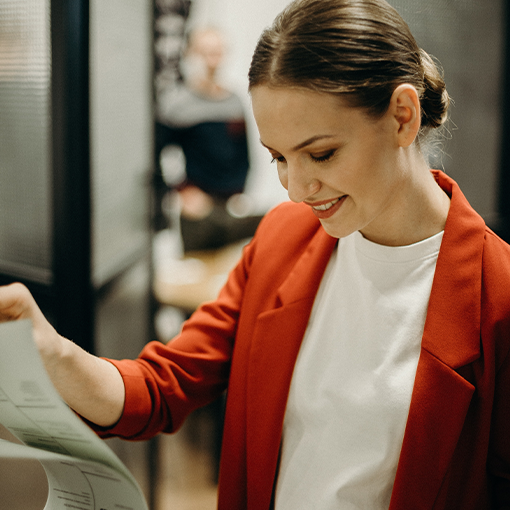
[85,201,322,441]
[92,235,257,441]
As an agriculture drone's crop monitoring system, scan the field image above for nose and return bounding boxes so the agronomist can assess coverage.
[279,161,321,203]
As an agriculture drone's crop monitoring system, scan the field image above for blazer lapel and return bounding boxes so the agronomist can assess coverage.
[390,171,485,509]
[246,227,336,509]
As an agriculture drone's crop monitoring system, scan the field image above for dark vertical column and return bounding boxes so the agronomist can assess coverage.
[51,0,93,352]
[499,1,510,242]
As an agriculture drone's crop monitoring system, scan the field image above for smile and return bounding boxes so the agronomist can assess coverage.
[311,198,340,211]
[308,196,346,220]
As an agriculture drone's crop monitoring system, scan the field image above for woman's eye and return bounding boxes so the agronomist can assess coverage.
[270,155,286,164]
[311,151,335,163]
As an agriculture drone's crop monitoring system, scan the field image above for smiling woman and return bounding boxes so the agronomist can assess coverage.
[250,84,450,245]
[247,0,454,247]
[0,1,510,510]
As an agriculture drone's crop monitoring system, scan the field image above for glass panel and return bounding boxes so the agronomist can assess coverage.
[89,0,153,287]
[0,0,52,283]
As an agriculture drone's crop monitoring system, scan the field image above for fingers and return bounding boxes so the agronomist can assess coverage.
[0,283,61,361]
[0,282,34,323]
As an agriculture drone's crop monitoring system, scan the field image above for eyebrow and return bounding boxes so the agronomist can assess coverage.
[260,134,335,152]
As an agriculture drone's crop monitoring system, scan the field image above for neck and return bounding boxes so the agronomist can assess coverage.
[361,152,450,247]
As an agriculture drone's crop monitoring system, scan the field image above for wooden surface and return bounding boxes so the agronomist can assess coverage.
[153,240,247,313]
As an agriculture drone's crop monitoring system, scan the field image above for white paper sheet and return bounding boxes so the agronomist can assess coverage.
[0,320,148,510]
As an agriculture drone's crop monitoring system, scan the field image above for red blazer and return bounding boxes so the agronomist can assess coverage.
[99,171,510,509]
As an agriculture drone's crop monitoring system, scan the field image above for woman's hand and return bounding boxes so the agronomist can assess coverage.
[0,282,46,323]
[0,283,125,427]
[0,282,62,359]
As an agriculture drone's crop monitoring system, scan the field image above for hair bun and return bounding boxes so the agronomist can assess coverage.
[420,49,450,129]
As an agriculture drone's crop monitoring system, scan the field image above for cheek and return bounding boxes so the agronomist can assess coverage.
[277,165,289,190]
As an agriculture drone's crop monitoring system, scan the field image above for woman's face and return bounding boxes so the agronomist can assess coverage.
[251,85,412,244]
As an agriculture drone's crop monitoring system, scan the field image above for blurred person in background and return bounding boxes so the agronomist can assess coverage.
[155,27,263,252]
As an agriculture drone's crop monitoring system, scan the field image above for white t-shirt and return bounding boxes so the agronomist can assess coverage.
[275,230,444,510]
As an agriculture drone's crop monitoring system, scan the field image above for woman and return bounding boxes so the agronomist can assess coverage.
[1,0,510,509]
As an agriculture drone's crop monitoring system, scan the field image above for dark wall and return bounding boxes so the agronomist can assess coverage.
[389,0,508,237]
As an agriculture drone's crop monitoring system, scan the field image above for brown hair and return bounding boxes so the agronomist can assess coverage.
[248,0,450,132]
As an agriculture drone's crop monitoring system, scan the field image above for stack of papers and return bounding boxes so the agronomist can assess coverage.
[0,320,148,510]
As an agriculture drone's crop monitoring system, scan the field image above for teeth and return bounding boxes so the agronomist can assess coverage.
[313,198,340,211]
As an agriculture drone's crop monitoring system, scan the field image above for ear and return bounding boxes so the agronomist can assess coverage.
[389,84,421,148]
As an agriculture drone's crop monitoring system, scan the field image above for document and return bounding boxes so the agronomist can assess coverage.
[0,320,149,510]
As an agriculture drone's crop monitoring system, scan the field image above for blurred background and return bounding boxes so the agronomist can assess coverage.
[0,0,508,509]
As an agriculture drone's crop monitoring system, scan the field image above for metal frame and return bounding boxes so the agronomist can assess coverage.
[498,1,510,242]
[51,0,93,351]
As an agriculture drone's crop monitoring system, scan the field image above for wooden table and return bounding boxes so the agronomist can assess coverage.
[153,239,248,313]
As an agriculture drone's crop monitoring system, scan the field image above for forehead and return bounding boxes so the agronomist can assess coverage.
[251,86,344,118]
[251,85,372,147]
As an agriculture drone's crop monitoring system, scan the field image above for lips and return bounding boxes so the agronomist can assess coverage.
[311,198,340,211]
[308,195,346,219]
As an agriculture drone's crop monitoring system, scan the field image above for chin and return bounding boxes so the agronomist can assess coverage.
[319,221,355,240]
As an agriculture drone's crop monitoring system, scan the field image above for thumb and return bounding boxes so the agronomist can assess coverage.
[0,282,36,322]
[0,282,61,357]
